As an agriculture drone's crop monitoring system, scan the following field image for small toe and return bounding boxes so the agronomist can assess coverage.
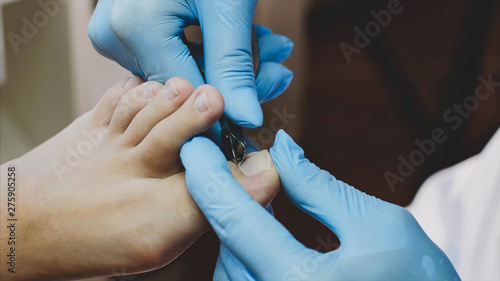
[107,81,163,135]
[92,76,145,127]
[121,77,195,146]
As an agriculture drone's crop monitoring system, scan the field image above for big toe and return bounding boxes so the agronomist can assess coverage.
[135,84,225,175]
[231,150,281,207]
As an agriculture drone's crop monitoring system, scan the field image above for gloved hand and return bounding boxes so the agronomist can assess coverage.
[180,130,461,281]
[88,0,293,128]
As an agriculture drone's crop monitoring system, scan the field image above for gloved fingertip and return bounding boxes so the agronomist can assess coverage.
[284,68,294,85]
[258,34,294,63]
[270,130,305,169]
[225,88,263,128]
[281,36,294,58]
[145,72,172,84]
[235,113,263,128]
[271,131,336,207]
[87,17,96,39]
[253,24,273,37]
[270,36,294,63]
[261,67,294,102]
[180,136,219,166]
[179,136,199,160]
[273,129,288,143]
[227,107,263,128]
[272,129,298,151]
[183,135,205,145]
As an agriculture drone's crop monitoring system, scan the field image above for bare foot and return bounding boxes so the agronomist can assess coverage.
[0,77,279,280]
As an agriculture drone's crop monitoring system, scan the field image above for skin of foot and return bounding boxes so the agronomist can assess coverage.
[0,76,280,281]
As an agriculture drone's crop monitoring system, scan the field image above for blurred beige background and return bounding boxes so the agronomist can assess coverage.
[1,0,130,164]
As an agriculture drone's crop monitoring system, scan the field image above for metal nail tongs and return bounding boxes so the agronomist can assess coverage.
[182,28,259,166]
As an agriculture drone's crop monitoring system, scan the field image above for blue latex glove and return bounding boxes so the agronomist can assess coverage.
[180,130,461,281]
[88,0,289,128]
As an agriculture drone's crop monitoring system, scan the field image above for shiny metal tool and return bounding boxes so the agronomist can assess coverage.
[220,115,247,164]
[182,29,259,165]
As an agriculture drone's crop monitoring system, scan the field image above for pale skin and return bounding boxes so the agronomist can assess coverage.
[0,76,280,280]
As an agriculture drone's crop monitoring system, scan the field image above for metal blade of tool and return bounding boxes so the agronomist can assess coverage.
[181,29,259,165]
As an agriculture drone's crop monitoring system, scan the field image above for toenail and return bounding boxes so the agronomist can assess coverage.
[194,92,210,113]
[143,84,155,99]
[240,150,272,177]
[163,81,179,101]
[124,76,134,89]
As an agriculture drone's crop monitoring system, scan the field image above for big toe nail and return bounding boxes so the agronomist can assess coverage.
[240,150,272,177]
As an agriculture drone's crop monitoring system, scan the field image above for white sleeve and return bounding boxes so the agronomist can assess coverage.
[407,128,500,281]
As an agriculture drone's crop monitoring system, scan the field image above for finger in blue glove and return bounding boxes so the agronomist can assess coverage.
[88,0,293,127]
[182,130,461,281]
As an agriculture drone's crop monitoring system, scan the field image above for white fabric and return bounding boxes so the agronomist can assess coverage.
[408,128,500,281]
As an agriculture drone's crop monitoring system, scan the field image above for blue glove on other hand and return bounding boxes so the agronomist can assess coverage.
[88,0,293,128]
[180,130,460,281]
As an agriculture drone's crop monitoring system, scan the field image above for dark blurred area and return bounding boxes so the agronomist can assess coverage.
[123,0,500,280]
[301,0,500,206]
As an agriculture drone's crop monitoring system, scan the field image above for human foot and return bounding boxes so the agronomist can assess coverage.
[0,77,280,280]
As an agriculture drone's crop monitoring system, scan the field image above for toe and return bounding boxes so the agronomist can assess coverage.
[135,84,225,174]
[121,77,195,146]
[107,81,164,135]
[123,76,146,92]
[92,76,145,127]
[230,150,281,207]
